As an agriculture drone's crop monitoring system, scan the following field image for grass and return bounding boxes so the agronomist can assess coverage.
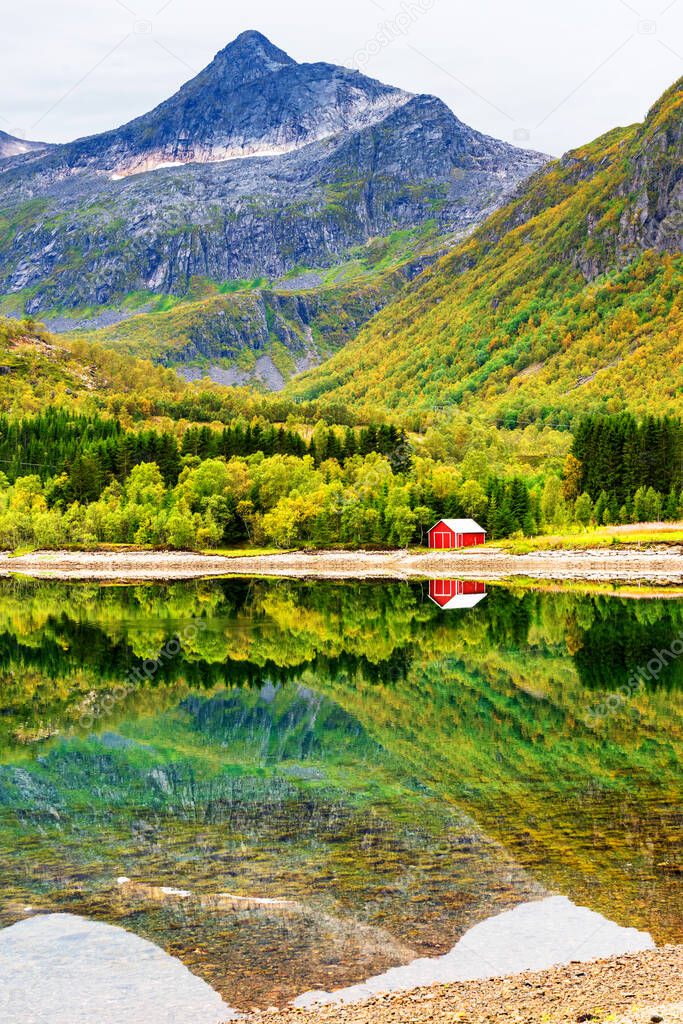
[199,546,289,557]
[494,524,683,554]
[4,542,289,558]
[5,529,682,561]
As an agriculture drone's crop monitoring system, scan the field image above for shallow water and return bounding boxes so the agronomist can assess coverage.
[0,577,680,1014]
[0,912,236,1023]
[293,895,654,1007]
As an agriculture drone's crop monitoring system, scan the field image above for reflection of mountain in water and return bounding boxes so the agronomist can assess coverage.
[0,683,546,1007]
[0,578,680,1006]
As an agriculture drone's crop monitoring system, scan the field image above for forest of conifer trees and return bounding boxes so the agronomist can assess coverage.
[0,405,679,551]
[571,414,682,525]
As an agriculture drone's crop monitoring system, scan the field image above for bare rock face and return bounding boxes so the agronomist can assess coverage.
[0,130,50,160]
[0,31,549,314]
[49,31,414,178]
[562,79,682,280]
[616,83,682,258]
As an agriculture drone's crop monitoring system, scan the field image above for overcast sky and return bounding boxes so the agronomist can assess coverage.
[1,0,681,156]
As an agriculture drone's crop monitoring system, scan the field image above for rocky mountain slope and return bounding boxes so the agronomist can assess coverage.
[50,30,411,178]
[0,30,547,317]
[55,224,442,390]
[0,131,49,160]
[290,78,683,424]
[60,270,416,391]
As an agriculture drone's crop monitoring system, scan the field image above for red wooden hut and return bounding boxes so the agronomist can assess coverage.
[427,519,486,549]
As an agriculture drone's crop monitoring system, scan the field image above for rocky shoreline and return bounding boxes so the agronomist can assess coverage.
[1,546,682,584]
[250,946,683,1024]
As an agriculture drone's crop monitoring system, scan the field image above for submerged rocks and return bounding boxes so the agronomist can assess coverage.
[292,896,654,1008]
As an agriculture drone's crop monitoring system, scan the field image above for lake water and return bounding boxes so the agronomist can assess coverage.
[0,577,680,1019]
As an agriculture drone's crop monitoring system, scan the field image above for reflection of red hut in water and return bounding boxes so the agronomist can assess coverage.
[429,579,487,609]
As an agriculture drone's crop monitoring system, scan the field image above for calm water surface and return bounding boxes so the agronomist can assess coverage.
[0,578,680,1012]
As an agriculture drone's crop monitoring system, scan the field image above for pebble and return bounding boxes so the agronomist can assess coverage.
[261,946,683,1024]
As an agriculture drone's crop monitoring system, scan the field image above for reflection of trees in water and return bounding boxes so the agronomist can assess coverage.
[0,578,432,741]
[570,597,683,691]
[0,579,682,745]
[0,578,681,952]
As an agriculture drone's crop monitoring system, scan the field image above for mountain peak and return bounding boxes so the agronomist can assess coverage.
[209,30,297,85]
[0,29,553,319]
[91,29,411,178]
[226,29,291,53]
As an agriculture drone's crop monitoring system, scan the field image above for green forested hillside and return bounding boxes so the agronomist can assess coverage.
[290,80,682,426]
[0,316,681,550]
[1,73,681,557]
[0,317,548,549]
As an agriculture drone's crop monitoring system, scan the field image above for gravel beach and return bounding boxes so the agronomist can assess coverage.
[1,547,683,583]
[249,946,683,1024]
